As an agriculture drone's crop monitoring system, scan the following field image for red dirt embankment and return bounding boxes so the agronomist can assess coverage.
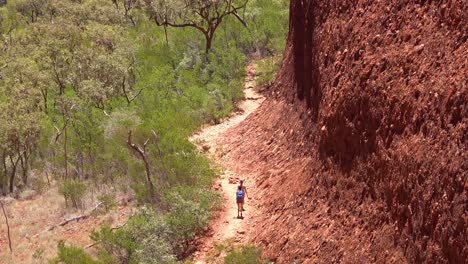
[220,0,467,263]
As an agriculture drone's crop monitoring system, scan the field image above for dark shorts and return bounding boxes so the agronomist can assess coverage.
[237,197,244,204]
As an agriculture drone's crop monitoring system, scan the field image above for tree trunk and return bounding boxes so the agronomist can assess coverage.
[205,33,213,55]
[127,131,155,198]
[79,153,84,180]
[40,88,48,114]
[1,202,12,252]
[8,155,19,193]
[1,152,7,195]
[19,154,28,186]
[64,125,68,179]
[45,170,51,187]
[141,155,154,195]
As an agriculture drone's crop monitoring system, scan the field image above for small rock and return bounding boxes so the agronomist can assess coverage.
[228,176,239,184]
[202,145,210,152]
[213,183,222,191]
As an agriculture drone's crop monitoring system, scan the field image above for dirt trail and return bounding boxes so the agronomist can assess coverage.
[190,63,264,263]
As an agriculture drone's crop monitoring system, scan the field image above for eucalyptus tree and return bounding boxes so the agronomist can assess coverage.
[10,0,52,23]
[144,0,248,54]
[0,72,43,192]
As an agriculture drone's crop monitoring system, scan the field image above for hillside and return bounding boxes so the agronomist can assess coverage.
[220,0,467,263]
[0,1,289,263]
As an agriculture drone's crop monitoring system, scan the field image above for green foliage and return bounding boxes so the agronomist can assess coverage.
[2,0,289,262]
[59,180,87,208]
[30,176,48,194]
[128,209,177,264]
[136,238,177,264]
[219,0,289,56]
[143,0,249,53]
[32,248,45,261]
[224,246,266,264]
[97,193,117,212]
[0,0,289,197]
[90,208,176,264]
[165,193,211,256]
[91,225,137,263]
[206,240,268,264]
[255,56,282,88]
[50,241,101,264]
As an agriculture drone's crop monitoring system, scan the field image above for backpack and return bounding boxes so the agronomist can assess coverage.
[236,190,244,199]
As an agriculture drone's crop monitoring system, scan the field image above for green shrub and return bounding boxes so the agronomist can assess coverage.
[32,248,44,262]
[59,180,87,209]
[90,225,137,264]
[135,238,177,264]
[224,246,265,264]
[90,208,176,264]
[127,208,175,263]
[256,56,282,88]
[30,176,48,194]
[130,179,153,205]
[165,193,210,257]
[97,193,117,212]
[49,241,101,264]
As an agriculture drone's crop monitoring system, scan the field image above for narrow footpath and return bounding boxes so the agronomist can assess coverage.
[190,63,265,263]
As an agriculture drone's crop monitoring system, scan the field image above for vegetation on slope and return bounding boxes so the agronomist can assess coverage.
[0,0,288,262]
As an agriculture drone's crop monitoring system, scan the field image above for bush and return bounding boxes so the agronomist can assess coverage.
[97,193,117,212]
[165,193,210,257]
[59,180,87,209]
[19,189,37,200]
[135,238,177,264]
[49,241,101,264]
[32,248,44,262]
[30,176,48,194]
[224,246,265,264]
[256,56,282,89]
[90,225,137,264]
[127,208,176,263]
[90,208,176,264]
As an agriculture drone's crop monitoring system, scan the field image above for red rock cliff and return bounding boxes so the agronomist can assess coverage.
[222,0,467,263]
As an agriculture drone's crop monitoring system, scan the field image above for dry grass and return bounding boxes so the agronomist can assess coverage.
[0,184,134,264]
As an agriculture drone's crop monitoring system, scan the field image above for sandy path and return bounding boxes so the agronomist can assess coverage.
[190,63,264,263]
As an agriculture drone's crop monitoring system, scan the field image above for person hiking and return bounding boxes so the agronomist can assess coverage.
[236,185,245,218]
[239,180,248,211]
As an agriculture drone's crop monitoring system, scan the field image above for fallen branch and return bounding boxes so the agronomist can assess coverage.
[57,214,90,227]
[57,202,104,227]
[1,201,12,252]
[29,202,103,240]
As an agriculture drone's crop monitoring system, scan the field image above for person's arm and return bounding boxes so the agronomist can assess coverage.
[244,186,248,198]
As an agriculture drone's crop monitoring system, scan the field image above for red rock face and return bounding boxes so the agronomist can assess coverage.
[222,0,467,263]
